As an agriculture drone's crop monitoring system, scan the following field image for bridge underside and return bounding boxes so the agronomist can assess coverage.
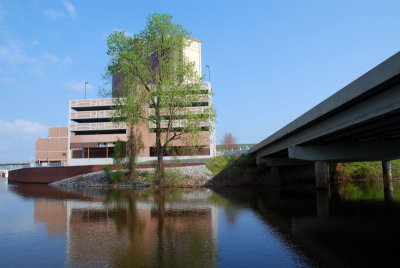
[255,80,400,162]
[252,53,400,190]
[256,110,400,190]
[258,109,400,166]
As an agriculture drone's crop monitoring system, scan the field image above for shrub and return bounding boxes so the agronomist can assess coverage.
[136,170,153,183]
[206,155,236,176]
[103,166,125,184]
[103,166,112,179]
[141,170,150,178]
[336,162,381,180]
[391,159,400,178]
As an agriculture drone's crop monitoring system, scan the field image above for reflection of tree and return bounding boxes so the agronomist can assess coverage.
[155,188,166,267]
[336,182,400,201]
[104,189,217,268]
[104,190,144,234]
[104,190,149,266]
[224,208,239,226]
[154,189,217,268]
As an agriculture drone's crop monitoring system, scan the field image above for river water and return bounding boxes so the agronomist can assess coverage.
[1,178,400,268]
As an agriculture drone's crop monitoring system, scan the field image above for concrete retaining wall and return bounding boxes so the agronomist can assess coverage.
[8,163,203,184]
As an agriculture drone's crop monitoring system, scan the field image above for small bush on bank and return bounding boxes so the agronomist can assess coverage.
[133,169,186,185]
[336,162,381,180]
[136,170,153,183]
[391,159,400,178]
[206,155,237,176]
[141,170,150,178]
[164,170,185,185]
[103,166,125,184]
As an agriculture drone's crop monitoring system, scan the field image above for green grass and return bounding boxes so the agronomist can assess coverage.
[206,155,236,176]
[134,169,186,185]
[335,160,400,180]
[164,169,185,185]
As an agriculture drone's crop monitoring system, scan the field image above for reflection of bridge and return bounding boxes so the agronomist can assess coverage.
[250,52,400,189]
[214,185,400,268]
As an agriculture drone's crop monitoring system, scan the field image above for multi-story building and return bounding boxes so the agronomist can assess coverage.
[35,38,216,166]
[35,127,68,165]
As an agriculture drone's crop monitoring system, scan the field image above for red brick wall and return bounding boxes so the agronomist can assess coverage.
[8,163,203,184]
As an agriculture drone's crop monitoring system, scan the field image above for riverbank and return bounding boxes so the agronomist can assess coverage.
[51,165,212,189]
[334,161,400,180]
[206,155,400,188]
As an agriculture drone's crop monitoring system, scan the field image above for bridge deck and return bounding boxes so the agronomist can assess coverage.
[250,51,400,158]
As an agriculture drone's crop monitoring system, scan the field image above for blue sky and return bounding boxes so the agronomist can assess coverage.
[0,0,399,162]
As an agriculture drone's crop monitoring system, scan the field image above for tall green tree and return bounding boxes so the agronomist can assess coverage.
[105,13,215,183]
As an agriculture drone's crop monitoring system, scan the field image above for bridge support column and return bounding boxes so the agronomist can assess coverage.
[316,189,330,217]
[315,161,329,189]
[382,160,393,201]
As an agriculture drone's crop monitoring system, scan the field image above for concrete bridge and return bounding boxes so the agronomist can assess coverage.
[249,52,400,189]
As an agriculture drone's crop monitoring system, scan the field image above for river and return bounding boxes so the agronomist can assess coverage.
[1,178,399,267]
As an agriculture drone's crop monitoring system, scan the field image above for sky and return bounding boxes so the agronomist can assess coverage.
[0,0,400,162]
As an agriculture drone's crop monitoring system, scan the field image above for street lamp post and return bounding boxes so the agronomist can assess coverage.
[206,65,211,82]
[84,81,88,99]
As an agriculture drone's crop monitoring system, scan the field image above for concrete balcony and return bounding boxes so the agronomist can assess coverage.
[202,82,211,91]
[148,106,211,116]
[70,122,126,132]
[70,110,115,120]
[70,98,123,111]
[195,94,210,102]
[149,119,210,129]
[70,133,127,143]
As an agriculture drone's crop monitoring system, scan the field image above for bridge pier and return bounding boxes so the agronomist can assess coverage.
[315,161,329,189]
[382,160,393,201]
[316,189,330,217]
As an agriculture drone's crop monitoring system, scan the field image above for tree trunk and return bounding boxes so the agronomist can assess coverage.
[154,103,165,184]
[155,128,164,184]
[127,124,137,180]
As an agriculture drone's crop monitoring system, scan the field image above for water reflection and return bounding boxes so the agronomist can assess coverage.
[29,188,218,267]
[35,199,67,234]
[0,178,7,191]
[214,182,400,268]
[4,180,400,267]
[334,181,400,201]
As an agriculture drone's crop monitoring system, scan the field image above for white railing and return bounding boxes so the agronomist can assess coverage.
[149,119,210,129]
[70,110,115,120]
[70,122,126,131]
[70,123,98,131]
[98,122,126,130]
[148,106,211,116]
[98,110,115,118]
[70,98,119,108]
